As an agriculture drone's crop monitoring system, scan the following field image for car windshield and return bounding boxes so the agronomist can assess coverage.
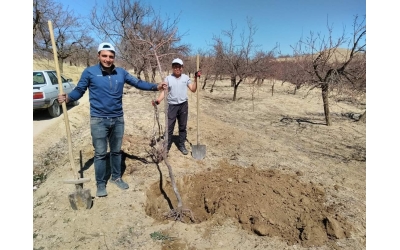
[33,72,45,85]
[33,71,72,85]
[61,75,70,83]
[48,71,70,83]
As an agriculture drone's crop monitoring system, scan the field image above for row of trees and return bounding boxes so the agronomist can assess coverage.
[33,0,366,126]
[33,0,189,77]
[194,16,365,126]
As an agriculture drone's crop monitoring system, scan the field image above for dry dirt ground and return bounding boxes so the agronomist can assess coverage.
[33,78,366,250]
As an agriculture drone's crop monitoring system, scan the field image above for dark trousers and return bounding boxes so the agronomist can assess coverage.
[167,101,188,149]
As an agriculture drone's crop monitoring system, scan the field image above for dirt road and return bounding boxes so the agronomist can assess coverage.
[33,93,89,139]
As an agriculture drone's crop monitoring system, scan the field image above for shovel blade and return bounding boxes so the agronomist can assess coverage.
[68,186,92,210]
[192,144,206,160]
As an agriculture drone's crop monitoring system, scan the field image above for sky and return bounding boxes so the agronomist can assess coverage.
[2,0,399,248]
[58,0,366,56]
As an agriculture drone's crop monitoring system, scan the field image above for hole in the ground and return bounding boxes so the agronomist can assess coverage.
[145,160,353,247]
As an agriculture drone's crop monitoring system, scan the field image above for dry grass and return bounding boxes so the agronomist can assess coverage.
[33,59,86,82]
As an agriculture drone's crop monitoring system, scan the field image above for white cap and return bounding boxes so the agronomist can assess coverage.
[172,58,183,65]
[98,42,115,53]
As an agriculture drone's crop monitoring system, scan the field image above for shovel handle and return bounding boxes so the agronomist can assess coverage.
[48,20,78,180]
[196,55,200,144]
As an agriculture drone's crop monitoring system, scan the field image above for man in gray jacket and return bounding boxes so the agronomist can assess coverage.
[152,58,198,155]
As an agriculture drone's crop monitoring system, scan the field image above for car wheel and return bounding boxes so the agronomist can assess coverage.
[48,100,61,117]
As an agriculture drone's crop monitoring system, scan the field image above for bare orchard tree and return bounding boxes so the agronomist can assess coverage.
[68,35,98,67]
[251,50,276,85]
[209,42,226,93]
[211,18,267,101]
[33,0,87,73]
[265,60,287,96]
[89,0,188,81]
[132,25,188,80]
[291,15,366,126]
[279,57,309,95]
[195,51,216,90]
[90,0,152,78]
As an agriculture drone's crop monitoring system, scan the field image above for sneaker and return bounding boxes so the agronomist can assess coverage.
[96,184,107,197]
[179,146,188,155]
[110,178,129,189]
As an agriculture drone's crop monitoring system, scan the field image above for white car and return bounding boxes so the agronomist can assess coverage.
[33,70,79,117]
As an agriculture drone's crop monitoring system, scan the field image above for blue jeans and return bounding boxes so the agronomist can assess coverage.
[90,116,124,186]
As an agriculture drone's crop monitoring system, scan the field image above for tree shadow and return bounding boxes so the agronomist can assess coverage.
[79,150,93,177]
[295,118,326,125]
[170,135,180,149]
[170,135,193,149]
[81,148,176,209]
[121,150,152,175]
[80,150,153,178]
[280,116,326,126]
[147,149,174,210]
[79,152,111,180]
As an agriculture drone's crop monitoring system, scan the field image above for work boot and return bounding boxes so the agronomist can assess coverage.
[96,184,107,197]
[110,178,129,189]
[178,146,188,155]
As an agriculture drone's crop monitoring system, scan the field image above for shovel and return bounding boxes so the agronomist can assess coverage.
[48,20,92,210]
[192,54,206,160]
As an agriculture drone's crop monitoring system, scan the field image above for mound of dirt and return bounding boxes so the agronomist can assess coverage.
[145,160,353,247]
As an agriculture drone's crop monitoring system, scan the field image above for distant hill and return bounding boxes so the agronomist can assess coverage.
[276,48,364,63]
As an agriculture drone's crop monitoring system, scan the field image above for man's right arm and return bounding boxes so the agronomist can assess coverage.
[58,69,90,104]
[152,90,165,106]
[188,73,198,93]
[151,76,168,106]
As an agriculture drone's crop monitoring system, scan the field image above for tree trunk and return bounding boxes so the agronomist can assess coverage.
[230,76,235,87]
[321,83,331,126]
[144,70,150,82]
[232,78,242,101]
[86,52,90,67]
[136,70,142,80]
[271,80,275,97]
[151,67,156,82]
[233,84,238,101]
[202,78,207,90]
[58,57,64,73]
[210,78,217,93]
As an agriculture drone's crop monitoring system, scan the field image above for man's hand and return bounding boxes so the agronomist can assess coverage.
[151,100,160,106]
[195,71,201,78]
[157,82,168,91]
[58,93,68,104]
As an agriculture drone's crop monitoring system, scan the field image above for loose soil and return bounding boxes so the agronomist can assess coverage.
[33,77,366,250]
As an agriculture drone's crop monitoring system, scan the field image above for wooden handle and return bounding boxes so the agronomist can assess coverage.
[48,20,78,180]
[196,55,200,144]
